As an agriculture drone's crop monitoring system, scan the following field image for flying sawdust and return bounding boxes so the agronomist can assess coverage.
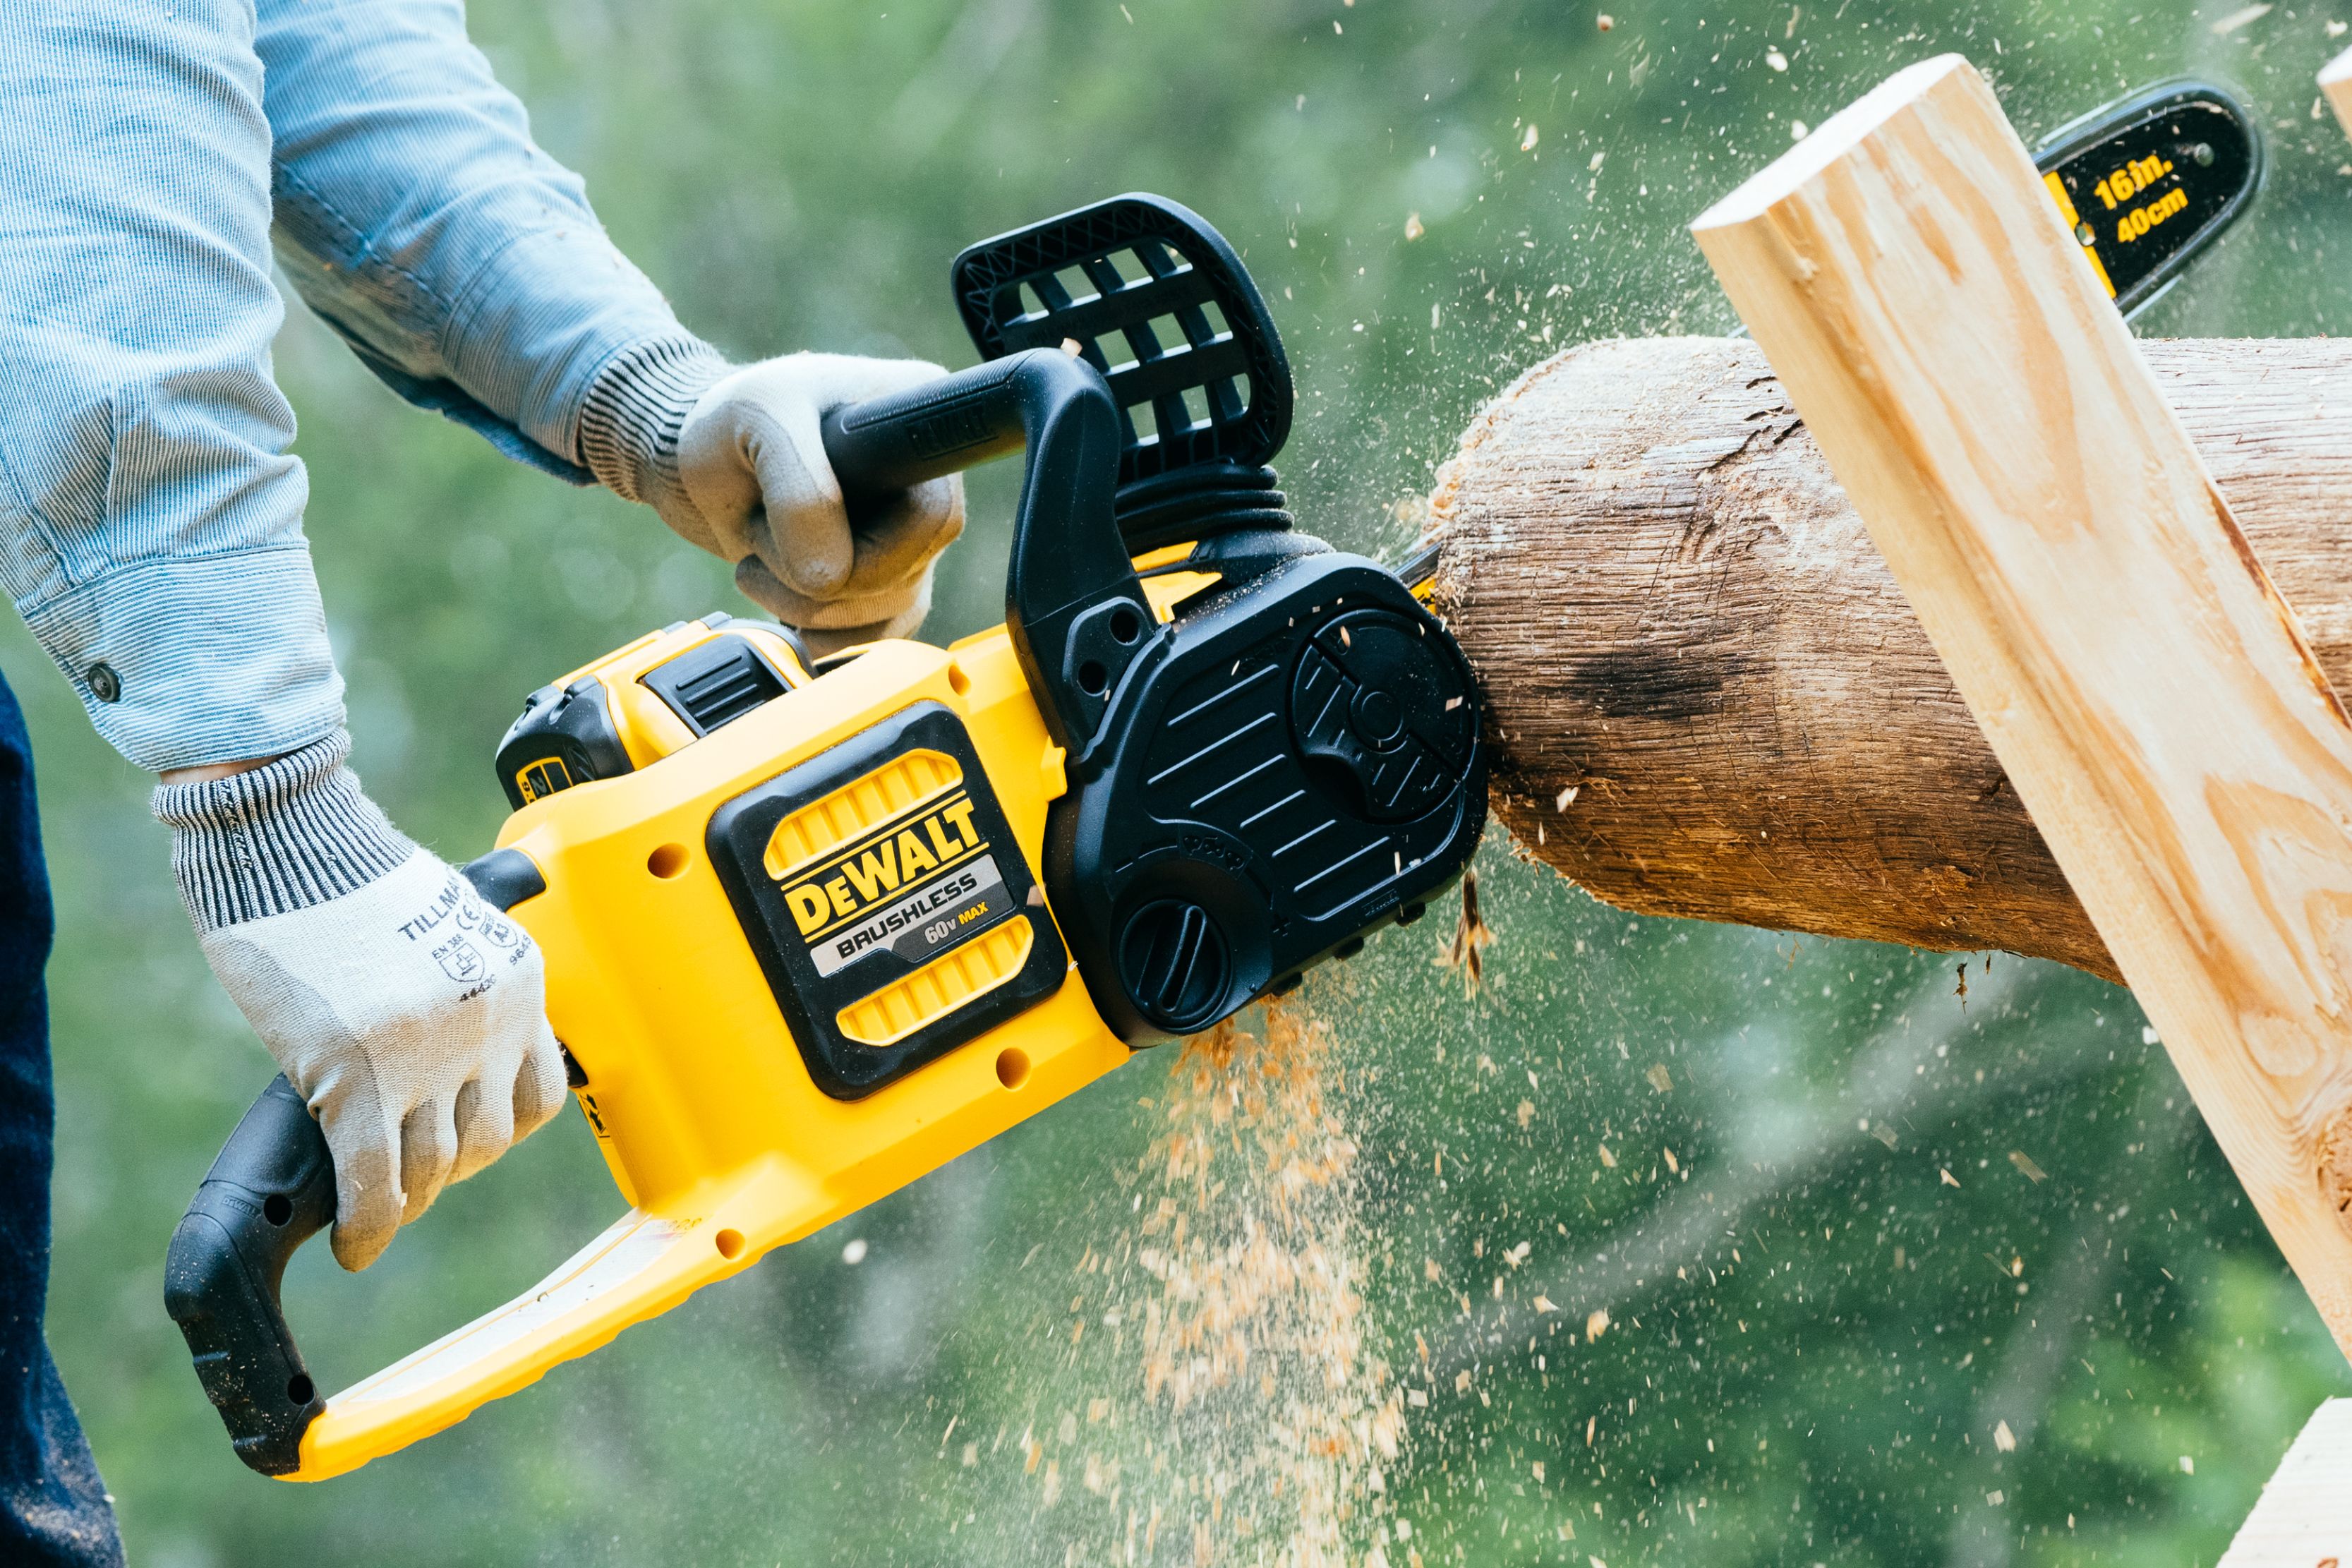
[1021,998,1410,1566]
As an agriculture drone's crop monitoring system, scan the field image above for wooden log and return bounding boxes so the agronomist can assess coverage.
[2219,1398,2352,1566]
[1428,335,2352,985]
[1690,53,2352,1352]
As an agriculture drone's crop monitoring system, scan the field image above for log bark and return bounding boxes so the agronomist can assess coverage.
[1428,332,2352,985]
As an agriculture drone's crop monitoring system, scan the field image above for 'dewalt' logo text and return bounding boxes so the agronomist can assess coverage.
[780,795,984,939]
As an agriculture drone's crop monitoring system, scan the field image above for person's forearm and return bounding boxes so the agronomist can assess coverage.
[257,0,694,477]
[0,6,345,775]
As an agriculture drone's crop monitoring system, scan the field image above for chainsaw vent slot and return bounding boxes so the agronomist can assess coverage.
[836,916,1035,1047]
[759,749,964,882]
[640,634,787,737]
[1118,900,1231,1035]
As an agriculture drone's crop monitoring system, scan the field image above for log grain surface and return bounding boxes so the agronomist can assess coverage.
[1429,332,2352,984]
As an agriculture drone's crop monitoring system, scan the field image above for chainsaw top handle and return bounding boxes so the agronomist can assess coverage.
[819,349,1144,760]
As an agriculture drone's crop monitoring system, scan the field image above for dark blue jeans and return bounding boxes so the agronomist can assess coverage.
[0,673,124,1566]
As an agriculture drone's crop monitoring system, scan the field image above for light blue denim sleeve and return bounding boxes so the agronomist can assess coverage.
[0,4,341,773]
[0,2,694,772]
[255,0,696,481]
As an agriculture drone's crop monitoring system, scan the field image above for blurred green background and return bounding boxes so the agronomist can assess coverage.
[7,0,2352,1562]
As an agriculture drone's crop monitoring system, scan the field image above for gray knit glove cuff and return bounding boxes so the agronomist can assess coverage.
[151,732,418,936]
[578,333,731,534]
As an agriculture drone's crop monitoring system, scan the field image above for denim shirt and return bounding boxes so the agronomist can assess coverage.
[0,0,689,771]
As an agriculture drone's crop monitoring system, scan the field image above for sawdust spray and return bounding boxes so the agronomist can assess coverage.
[1013,995,1408,1566]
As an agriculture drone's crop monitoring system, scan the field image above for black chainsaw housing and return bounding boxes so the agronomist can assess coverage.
[819,192,1490,1044]
[1044,553,1485,1042]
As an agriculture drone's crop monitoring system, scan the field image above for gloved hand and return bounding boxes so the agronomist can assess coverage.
[579,337,965,656]
[153,735,567,1271]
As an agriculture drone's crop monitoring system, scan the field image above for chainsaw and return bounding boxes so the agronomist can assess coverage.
[165,194,1491,1480]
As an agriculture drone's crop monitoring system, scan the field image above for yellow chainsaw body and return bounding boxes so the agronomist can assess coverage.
[288,561,1219,1480]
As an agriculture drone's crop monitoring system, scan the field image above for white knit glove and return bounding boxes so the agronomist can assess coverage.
[154,736,567,1271]
[579,337,965,656]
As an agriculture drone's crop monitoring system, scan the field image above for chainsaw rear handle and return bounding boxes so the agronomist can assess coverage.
[167,850,540,1477]
[164,1073,334,1476]
[821,349,1147,759]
